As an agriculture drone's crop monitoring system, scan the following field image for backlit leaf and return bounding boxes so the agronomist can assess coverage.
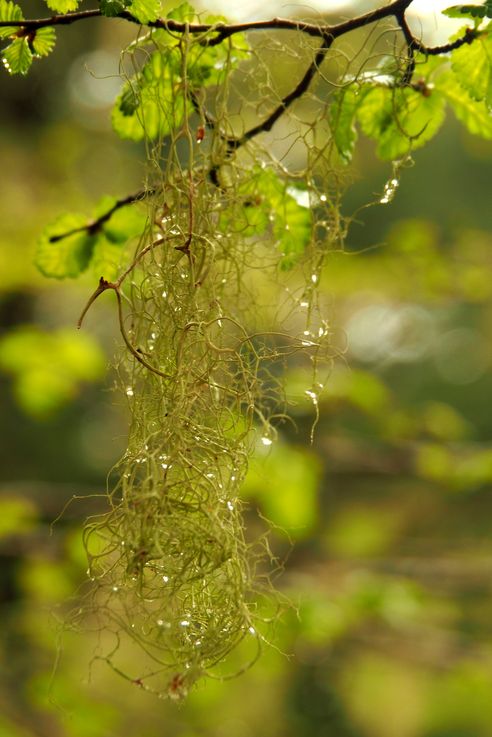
[35,213,95,278]
[357,85,446,159]
[100,0,131,16]
[32,27,56,57]
[128,0,161,23]
[451,24,492,105]
[2,37,32,75]
[436,69,492,137]
[112,50,185,141]
[44,0,80,12]
[0,0,23,38]
[330,86,364,164]
[442,3,491,19]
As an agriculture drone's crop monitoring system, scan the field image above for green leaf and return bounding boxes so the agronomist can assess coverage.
[112,50,185,141]
[275,188,312,269]
[217,168,311,265]
[100,0,131,16]
[451,24,492,105]
[118,82,140,116]
[35,214,96,278]
[102,202,147,243]
[2,38,32,75]
[330,86,365,164]
[128,0,161,23]
[31,27,56,57]
[436,69,492,137]
[89,234,124,280]
[357,85,446,160]
[167,2,195,21]
[0,0,23,38]
[442,3,491,19]
[44,0,80,12]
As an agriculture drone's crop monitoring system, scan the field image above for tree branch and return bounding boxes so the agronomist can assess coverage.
[0,0,477,63]
[0,0,416,38]
[48,188,155,244]
[227,36,332,151]
[0,8,101,29]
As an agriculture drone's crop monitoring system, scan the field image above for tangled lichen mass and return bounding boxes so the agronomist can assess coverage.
[6,0,492,699]
[73,25,336,696]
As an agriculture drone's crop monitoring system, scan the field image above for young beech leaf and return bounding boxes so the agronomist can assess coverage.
[443,3,491,20]
[275,189,312,270]
[0,0,23,38]
[102,203,147,244]
[330,86,367,164]
[89,233,124,280]
[118,83,140,116]
[356,85,446,160]
[32,27,56,57]
[44,0,80,12]
[128,0,161,23]
[35,214,96,278]
[436,69,492,137]
[167,2,195,21]
[100,0,131,16]
[112,50,185,141]
[2,38,32,75]
[451,23,492,106]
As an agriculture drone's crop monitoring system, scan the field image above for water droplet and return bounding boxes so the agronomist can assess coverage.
[112,585,119,593]
[162,291,168,298]
[248,626,256,635]
[311,274,318,284]
[227,501,234,511]
[261,436,273,446]
[380,176,400,204]
[300,301,309,308]
[320,194,327,202]
[305,389,318,407]
[162,575,169,583]
[126,387,134,397]
[180,620,190,627]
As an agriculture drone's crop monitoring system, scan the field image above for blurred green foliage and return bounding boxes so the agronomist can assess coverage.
[0,326,105,417]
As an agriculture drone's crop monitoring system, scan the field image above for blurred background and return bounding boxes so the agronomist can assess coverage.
[2,2,492,736]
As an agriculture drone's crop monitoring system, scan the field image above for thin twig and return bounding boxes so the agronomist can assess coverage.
[49,189,155,243]
[77,276,172,379]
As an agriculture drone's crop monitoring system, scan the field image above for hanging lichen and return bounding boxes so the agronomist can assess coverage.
[18,0,492,700]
